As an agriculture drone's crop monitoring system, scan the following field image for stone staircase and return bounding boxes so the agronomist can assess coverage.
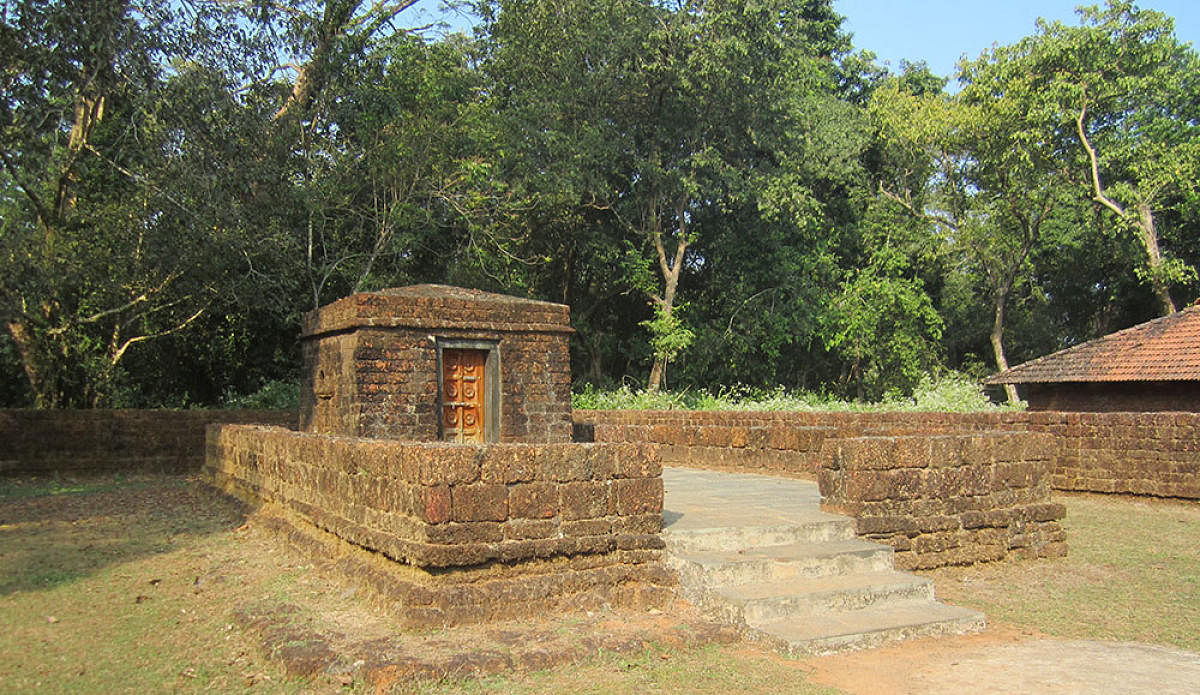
[663,467,985,656]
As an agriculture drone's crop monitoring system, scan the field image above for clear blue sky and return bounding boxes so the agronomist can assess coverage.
[834,0,1200,79]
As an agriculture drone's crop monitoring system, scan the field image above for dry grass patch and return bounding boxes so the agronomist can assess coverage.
[0,475,330,693]
[413,645,838,695]
[925,492,1200,651]
[0,474,836,694]
[5,473,1194,694]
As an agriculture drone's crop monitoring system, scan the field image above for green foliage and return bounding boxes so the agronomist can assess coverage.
[2,0,1196,409]
[572,371,1013,412]
[221,379,300,410]
[821,246,944,399]
[956,0,1200,315]
[0,0,278,407]
[639,306,695,364]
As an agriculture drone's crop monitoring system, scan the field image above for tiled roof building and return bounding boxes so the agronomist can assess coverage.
[986,304,1200,411]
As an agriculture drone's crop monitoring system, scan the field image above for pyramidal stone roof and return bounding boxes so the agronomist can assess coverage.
[986,303,1200,384]
[301,284,572,338]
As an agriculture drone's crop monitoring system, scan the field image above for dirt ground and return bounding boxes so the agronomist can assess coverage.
[3,474,1199,694]
[801,623,1200,695]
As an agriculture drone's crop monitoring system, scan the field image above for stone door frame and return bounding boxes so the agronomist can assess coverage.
[435,338,501,443]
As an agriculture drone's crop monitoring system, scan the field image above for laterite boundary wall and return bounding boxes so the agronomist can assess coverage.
[820,432,1066,569]
[574,410,1200,499]
[205,425,671,626]
[0,409,297,475]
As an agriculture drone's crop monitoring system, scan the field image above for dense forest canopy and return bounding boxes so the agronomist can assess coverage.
[1,0,1197,408]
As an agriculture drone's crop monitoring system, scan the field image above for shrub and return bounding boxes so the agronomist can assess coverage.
[221,380,300,410]
[572,372,1021,412]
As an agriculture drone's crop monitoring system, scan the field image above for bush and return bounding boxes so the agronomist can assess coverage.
[221,379,300,410]
[572,372,1021,412]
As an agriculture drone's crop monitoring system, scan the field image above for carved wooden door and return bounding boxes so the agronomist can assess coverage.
[442,349,487,443]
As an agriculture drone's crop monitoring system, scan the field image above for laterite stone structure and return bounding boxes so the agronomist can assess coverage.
[206,426,671,626]
[300,284,573,443]
[208,285,671,627]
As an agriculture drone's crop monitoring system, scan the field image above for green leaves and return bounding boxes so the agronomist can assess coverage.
[639,304,695,365]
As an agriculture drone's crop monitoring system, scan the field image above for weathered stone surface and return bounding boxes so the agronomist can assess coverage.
[203,425,668,624]
[508,482,560,520]
[299,286,573,443]
[451,484,509,523]
[815,431,1068,569]
[574,409,1200,500]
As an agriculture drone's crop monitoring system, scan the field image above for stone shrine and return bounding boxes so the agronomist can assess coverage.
[299,284,574,443]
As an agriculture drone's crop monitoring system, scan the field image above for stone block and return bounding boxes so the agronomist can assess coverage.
[423,521,504,546]
[480,447,540,484]
[614,477,663,515]
[550,448,593,482]
[419,485,451,524]
[563,519,612,537]
[611,513,663,535]
[856,515,918,535]
[560,481,610,520]
[890,437,931,469]
[451,483,508,522]
[508,482,560,519]
[501,518,557,541]
[911,531,963,554]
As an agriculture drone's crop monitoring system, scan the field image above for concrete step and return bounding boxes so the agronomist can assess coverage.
[747,602,987,657]
[713,571,936,624]
[663,515,856,554]
[662,467,986,657]
[669,538,894,587]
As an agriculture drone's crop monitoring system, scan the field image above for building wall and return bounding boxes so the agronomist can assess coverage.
[300,327,572,442]
[300,289,573,443]
[819,432,1067,570]
[6,407,1194,501]
[576,409,1200,500]
[1022,381,1200,412]
[1026,411,1200,498]
[205,425,671,626]
[0,409,296,475]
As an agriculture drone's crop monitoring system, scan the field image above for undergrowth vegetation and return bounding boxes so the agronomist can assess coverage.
[572,372,1019,412]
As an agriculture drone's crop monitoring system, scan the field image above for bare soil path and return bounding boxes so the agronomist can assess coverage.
[802,624,1200,694]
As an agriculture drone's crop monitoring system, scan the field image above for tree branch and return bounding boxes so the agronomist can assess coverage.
[108,305,207,367]
[877,182,960,231]
[0,149,54,231]
[1075,97,1125,218]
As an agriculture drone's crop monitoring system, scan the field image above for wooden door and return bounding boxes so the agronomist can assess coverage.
[442,348,487,443]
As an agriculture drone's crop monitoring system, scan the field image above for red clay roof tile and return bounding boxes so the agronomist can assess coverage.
[986,304,1200,384]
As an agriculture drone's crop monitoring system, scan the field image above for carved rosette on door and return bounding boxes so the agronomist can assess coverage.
[442,349,487,443]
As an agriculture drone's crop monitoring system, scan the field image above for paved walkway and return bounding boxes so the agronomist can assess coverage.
[662,466,1200,694]
[662,466,826,533]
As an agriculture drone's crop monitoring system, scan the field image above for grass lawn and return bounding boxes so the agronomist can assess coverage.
[1,474,1196,693]
[925,492,1200,652]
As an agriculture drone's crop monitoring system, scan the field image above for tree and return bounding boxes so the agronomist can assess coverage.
[963,0,1200,316]
[0,0,269,406]
[871,69,1077,403]
[821,244,943,399]
[478,0,855,392]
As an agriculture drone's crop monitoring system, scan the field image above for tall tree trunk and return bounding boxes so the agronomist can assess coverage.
[1135,202,1176,315]
[645,298,675,393]
[645,198,688,394]
[6,320,53,408]
[989,291,1020,404]
[1077,104,1176,316]
[647,351,667,393]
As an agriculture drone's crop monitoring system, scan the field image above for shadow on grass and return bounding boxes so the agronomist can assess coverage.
[0,474,249,595]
